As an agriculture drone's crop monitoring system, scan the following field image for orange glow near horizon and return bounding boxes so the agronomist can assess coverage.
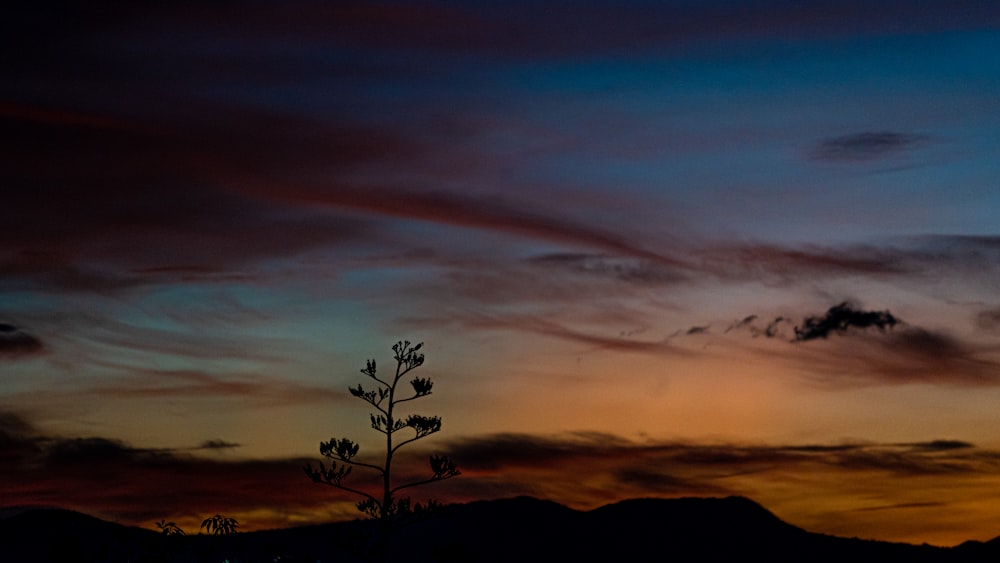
[5,1,1000,551]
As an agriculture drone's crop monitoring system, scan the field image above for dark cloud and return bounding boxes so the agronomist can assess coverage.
[811,131,926,161]
[0,420,319,529]
[975,308,1000,333]
[5,423,999,531]
[667,324,712,340]
[441,432,633,470]
[884,328,968,362]
[726,315,757,333]
[614,467,727,496]
[197,439,242,451]
[779,324,1000,387]
[695,297,999,386]
[0,411,34,437]
[0,96,389,293]
[528,253,687,285]
[442,433,995,478]
[44,437,157,464]
[866,328,1000,385]
[902,440,974,452]
[725,315,790,339]
[793,302,899,342]
[0,323,43,357]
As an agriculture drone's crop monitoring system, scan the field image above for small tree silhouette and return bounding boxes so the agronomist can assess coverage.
[155,520,186,536]
[304,340,460,560]
[200,514,239,536]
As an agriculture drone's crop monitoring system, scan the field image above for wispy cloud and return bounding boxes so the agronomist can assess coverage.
[771,323,1000,387]
[87,368,349,408]
[685,299,1000,386]
[5,414,1000,543]
[196,439,242,451]
[443,432,998,481]
[436,431,1000,521]
[450,313,691,357]
[252,184,691,271]
[976,307,1000,333]
[528,253,687,285]
[0,323,43,358]
[811,131,927,161]
[0,412,327,529]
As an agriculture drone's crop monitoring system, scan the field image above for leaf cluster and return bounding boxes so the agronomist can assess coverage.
[155,520,185,536]
[200,514,239,536]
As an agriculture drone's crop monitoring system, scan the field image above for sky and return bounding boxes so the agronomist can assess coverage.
[3,0,1000,547]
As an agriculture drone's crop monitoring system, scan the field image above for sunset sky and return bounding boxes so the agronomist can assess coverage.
[3,0,1000,547]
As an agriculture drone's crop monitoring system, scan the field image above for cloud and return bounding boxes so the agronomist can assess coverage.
[528,253,687,285]
[975,308,1000,333]
[692,235,1000,291]
[197,439,242,451]
[5,419,1000,537]
[0,411,34,437]
[777,324,1000,387]
[441,433,997,479]
[0,414,324,530]
[902,440,974,452]
[692,298,1000,387]
[793,302,899,342]
[43,437,160,464]
[0,323,43,358]
[1,98,390,293]
[699,243,909,282]
[811,131,927,161]
[132,1,1000,59]
[725,315,790,339]
[432,432,1000,524]
[852,501,947,512]
[87,368,349,408]
[867,327,1000,385]
[613,467,725,495]
[452,313,692,357]
[254,185,691,272]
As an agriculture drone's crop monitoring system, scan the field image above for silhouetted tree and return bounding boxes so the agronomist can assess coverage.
[304,340,460,561]
[155,520,186,536]
[200,514,239,535]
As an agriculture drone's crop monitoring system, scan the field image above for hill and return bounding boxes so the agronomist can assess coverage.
[1,497,997,562]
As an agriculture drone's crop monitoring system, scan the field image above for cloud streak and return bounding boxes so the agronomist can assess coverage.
[6,414,1000,544]
[86,368,348,407]
[0,323,43,358]
[811,131,927,161]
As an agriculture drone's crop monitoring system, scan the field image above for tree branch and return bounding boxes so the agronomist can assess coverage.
[390,472,458,494]
[321,456,386,474]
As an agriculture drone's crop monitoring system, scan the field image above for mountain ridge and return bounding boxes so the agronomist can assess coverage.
[1,496,996,562]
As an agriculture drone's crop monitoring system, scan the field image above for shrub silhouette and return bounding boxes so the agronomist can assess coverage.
[200,514,239,535]
[304,340,460,560]
[155,520,185,536]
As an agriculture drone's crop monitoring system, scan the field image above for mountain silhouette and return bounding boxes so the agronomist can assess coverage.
[2,497,997,562]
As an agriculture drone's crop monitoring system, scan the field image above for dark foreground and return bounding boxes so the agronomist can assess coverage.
[3,496,1000,562]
